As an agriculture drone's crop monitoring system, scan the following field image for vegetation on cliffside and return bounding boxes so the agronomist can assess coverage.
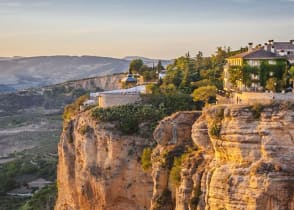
[92,94,198,136]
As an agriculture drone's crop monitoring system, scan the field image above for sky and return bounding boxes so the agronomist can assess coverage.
[0,0,294,59]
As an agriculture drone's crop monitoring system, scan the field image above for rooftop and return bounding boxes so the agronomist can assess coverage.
[228,48,284,60]
[273,42,294,50]
[90,85,146,97]
[121,74,137,83]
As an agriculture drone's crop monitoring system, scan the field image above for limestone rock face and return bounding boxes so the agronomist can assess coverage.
[55,105,294,210]
[179,105,294,210]
[55,111,153,210]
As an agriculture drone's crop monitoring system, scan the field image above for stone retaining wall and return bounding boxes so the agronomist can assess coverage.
[234,92,294,105]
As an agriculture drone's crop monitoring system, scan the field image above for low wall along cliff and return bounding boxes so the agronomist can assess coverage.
[234,92,294,105]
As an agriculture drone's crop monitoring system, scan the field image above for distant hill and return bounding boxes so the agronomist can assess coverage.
[0,55,172,93]
[0,56,130,92]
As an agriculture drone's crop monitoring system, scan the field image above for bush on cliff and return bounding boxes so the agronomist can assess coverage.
[209,122,222,138]
[250,103,264,119]
[169,157,182,187]
[92,94,198,135]
[141,147,152,171]
[141,93,201,114]
[92,104,164,134]
[63,94,88,127]
[169,154,188,187]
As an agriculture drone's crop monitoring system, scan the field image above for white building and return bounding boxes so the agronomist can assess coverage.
[83,85,147,108]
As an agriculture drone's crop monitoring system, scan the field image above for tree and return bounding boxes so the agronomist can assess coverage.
[156,60,164,73]
[138,64,157,82]
[160,84,177,94]
[228,66,243,88]
[129,59,143,74]
[191,86,217,104]
[163,68,183,88]
[158,47,230,94]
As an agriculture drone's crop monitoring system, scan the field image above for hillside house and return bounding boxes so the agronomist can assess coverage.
[224,42,288,92]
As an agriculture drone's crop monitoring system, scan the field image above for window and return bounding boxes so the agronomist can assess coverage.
[247,60,260,66]
[268,60,276,65]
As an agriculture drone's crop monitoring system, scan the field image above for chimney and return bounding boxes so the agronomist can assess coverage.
[264,43,269,51]
[248,42,253,52]
[271,46,275,54]
[268,40,274,45]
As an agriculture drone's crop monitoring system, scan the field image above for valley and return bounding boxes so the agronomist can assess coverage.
[0,73,123,210]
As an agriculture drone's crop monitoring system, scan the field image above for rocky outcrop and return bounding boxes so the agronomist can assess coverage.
[151,112,202,210]
[55,111,154,210]
[56,104,294,210]
[149,104,294,210]
[177,104,294,210]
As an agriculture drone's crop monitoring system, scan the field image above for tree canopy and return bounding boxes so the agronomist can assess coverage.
[191,85,217,104]
[129,59,143,74]
[155,47,233,95]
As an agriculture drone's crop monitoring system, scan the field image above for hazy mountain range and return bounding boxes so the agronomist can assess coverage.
[0,56,171,93]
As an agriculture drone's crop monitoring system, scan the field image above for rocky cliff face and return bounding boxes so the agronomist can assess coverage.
[55,104,294,210]
[47,73,125,92]
[55,110,154,210]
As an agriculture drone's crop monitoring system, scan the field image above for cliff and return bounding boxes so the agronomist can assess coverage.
[55,104,294,210]
[55,110,155,210]
[45,73,125,92]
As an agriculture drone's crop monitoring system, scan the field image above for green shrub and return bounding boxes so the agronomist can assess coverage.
[78,125,92,135]
[209,122,221,138]
[92,103,175,135]
[169,156,183,187]
[250,103,264,119]
[119,115,139,134]
[191,86,217,105]
[92,104,146,134]
[63,94,88,127]
[141,148,152,171]
[141,93,201,113]
[92,94,199,135]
